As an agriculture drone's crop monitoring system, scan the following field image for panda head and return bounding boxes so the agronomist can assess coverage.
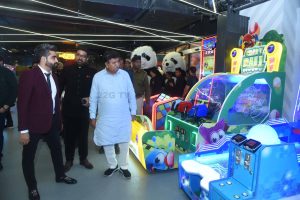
[162,52,186,73]
[131,46,157,70]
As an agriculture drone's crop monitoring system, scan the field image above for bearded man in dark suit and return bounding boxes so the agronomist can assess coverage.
[18,44,77,200]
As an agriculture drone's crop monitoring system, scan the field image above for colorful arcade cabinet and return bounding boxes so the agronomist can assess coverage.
[166,41,286,155]
[209,129,300,200]
[143,93,180,130]
[178,39,288,199]
[130,115,177,172]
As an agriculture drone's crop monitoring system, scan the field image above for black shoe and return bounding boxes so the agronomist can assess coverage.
[104,165,119,177]
[28,189,40,200]
[119,168,131,179]
[80,159,94,169]
[56,176,77,184]
[64,161,73,172]
[0,162,3,171]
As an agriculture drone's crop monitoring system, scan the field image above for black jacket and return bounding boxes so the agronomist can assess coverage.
[0,67,17,107]
[150,75,165,96]
[60,64,97,118]
[174,76,186,97]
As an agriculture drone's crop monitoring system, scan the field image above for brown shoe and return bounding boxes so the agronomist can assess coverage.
[64,161,73,172]
[80,159,94,169]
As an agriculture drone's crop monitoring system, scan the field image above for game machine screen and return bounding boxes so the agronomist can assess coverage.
[200,36,217,79]
[226,78,271,125]
[166,74,246,154]
[190,74,245,122]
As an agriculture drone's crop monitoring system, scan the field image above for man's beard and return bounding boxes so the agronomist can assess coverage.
[46,60,55,69]
[77,60,86,66]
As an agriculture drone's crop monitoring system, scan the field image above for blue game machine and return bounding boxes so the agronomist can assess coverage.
[209,131,300,200]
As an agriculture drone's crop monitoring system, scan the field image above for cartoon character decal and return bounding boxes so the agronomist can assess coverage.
[145,136,174,172]
[198,120,227,144]
[239,22,261,50]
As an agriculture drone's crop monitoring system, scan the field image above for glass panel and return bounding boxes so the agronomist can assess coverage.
[228,78,271,125]
[294,85,300,122]
[189,74,246,121]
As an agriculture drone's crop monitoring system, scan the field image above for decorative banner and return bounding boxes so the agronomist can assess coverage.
[230,48,244,74]
[240,45,266,74]
[265,41,283,72]
[201,36,217,78]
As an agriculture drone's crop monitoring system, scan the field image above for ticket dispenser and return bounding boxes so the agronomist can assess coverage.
[209,134,300,200]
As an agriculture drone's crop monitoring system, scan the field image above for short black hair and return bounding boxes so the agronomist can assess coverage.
[76,46,89,54]
[103,50,120,63]
[175,67,182,72]
[131,55,141,62]
[34,43,57,62]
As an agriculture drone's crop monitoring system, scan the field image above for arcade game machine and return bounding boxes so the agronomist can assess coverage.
[209,125,300,200]
[129,94,180,172]
[130,114,177,172]
[166,40,286,154]
[177,40,288,199]
[200,36,217,79]
[142,93,180,130]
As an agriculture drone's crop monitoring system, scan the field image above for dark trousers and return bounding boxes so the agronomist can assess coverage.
[22,116,65,191]
[63,116,89,162]
[5,108,13,127]
[0,113,5,161]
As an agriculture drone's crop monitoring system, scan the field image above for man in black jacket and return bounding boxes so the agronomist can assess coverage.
[60,48,97,172]
[0,56,17,170]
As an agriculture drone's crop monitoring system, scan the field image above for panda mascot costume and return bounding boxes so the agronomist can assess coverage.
[162,52,186,97]
[131,46,164,96]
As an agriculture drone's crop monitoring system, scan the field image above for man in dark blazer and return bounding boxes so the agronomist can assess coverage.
[18,44,77,200]
[60,48,96,172]
[0,56,17,171]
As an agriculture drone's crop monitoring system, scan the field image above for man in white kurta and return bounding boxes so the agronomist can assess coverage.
[89,51,136,179]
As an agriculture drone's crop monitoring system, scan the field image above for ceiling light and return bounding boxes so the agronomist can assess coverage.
[0,25,131,52]
[175,0,221,15]
[0,3,180,42]
[0,39,182,42]
[0,33,197,38]
[30,0,198,38]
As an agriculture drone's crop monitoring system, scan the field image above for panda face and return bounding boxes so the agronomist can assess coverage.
[162,52,186,73]
[131,46,157,70]
[170,58,178,65]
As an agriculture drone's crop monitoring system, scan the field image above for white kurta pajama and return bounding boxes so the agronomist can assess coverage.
[89,69,136,169]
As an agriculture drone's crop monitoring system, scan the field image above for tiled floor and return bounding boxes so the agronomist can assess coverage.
[0,108,188,200]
